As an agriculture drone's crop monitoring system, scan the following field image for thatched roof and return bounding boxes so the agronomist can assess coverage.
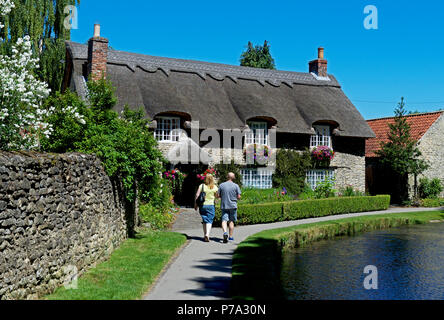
[65,41,375,138]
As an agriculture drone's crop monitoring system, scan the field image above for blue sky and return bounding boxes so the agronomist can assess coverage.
[70,0,444,119]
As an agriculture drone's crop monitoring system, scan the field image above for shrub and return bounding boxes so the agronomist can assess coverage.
[149,182,173,210]
[240,188,293,204]
[421,198,444,208]
[139,203,176,230]
[71,79,165,203]
[214,161,243,188]
[418,177,443,199]
[284,195,391,221]
[0,34,52,151]
[216,202,283,225]
[40,79,168,237]
[298,184,316,200]
[40,91,88,153]
[273,149,312,195]
[215,195,391,225]
[163,168,186,195]
[338,185,365,197]
[313,176,336,199]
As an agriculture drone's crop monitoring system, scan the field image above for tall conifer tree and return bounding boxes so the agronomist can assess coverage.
[376,97,429,200]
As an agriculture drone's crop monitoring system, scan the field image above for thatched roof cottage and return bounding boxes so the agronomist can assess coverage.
[63,24,375,196]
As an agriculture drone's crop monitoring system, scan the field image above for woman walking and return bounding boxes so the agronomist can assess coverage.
[195,174,218,242]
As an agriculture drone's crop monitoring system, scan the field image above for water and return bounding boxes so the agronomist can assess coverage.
[281,222,444,300]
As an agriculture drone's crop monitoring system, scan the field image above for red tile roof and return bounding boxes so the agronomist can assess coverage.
[365,111,443,157]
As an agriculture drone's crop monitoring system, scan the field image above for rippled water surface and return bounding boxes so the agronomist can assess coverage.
[281,222,444,300]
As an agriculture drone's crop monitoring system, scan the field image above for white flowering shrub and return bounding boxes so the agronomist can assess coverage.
[39,91,89,153]
[0,0,15,30]
[0,1,53,150]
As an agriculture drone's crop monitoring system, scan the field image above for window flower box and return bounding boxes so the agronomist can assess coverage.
[311,145,335,168]
[244,144,272,165]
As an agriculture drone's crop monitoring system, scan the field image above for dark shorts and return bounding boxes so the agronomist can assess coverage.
[199,205,215,224]
[221,208,238,222]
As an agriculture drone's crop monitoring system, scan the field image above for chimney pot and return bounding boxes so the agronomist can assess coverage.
[318,47,324,60]
[93,24,101,38]
[309,47,328,78]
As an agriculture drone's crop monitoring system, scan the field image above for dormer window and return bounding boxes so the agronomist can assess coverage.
[310,125,331,148]
[155,116,180,142]
[245,121,268,145]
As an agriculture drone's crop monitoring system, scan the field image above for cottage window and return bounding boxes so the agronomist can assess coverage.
[310,125,332,148]
[306,169,335,190]
[245,121,268,145]
[155,116,181,142]
[241,168,273,189]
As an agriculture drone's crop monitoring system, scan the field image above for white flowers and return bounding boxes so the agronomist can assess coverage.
[0,4,53,150]
[0,0,15,16]
[0,0,15,29]
[64,105,87,125]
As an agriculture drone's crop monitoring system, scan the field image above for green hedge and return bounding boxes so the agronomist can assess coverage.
[421,198,444,208]
[215,195,391,225]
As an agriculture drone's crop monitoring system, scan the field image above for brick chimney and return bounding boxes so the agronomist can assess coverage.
[309,47,328,78]
[87,24,108,81]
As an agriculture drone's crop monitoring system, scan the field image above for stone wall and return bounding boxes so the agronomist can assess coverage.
[331,137,366,193]
[408,114,444,197]
[0,151,127,300]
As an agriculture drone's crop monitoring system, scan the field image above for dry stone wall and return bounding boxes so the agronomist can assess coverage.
[0,151,127,300]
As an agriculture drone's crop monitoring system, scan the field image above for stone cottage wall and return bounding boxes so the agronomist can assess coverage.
[331,137,366,193]
[0,152,127,300]
[408,114,444,197]
[156,133,367,193]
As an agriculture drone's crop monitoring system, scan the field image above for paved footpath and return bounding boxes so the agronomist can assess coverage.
[144,207,442,300]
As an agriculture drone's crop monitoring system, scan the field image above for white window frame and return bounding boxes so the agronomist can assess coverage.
[245,121,269,146]
[241,168,273,189]
[310,125,332,148]
[154,116,181,142]
[306,169,335,190]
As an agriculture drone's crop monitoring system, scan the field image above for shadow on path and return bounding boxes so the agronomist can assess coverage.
[181,276,231,298]
[184,235,226,244]
[193,258,232,273]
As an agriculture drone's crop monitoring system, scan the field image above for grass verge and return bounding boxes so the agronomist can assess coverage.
[231,210,444,300]
[45,230,187,300]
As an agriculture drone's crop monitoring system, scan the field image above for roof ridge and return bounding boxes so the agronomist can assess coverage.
[367,110,443,122]
[65,41,341,88]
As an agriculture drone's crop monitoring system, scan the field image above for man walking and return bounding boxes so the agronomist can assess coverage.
[217,172,241,243]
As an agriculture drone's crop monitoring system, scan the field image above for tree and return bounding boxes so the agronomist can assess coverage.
[240,40,275,69]
[376,97,429,200]
[0,0,80,92]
